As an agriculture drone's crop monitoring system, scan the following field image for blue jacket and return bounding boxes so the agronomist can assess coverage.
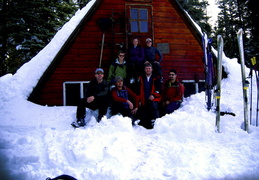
[144,46,163,63]
[129,46,145,64]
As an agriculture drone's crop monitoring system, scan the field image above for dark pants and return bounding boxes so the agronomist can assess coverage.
[128,61,144,78]
[138,100,160,129]
[76,96,109,122]
[165,101,181,114]
[111,102,135,120]
[151,62,162,78]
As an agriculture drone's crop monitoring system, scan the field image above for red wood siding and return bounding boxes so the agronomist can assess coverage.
[31,0,204,106]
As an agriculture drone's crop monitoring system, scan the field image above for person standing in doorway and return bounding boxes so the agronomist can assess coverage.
[144,38,163,78]
[128,37,145,77]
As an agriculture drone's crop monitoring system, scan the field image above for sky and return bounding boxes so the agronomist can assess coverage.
[0,1,259,180]
[207,0,220,28]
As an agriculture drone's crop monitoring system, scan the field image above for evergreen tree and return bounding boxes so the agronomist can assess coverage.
[215,0,258,63]
[178,0,212,35]
[214,0,241,58]
[0,0,78,76]
[237,0,259,62]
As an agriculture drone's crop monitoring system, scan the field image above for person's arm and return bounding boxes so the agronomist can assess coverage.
[168,83,185,102]
[111,89,128,103]
[155,48,163,63]
[127,87,139,108]
[107,65,114,83]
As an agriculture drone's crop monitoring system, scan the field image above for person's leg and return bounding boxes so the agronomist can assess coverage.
[152,63,162,78]
[137,106,150,128]
[166,101,181,114]
[76,98,87,126]
[150,101,160,119]
[96,96,109,122]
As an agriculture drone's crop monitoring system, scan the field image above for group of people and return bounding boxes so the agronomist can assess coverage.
[75,38,185,129]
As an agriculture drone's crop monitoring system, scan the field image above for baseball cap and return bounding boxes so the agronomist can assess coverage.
[95,68,104,74]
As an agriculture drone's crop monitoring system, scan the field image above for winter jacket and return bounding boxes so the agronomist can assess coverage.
[138,74,161,106]
[85,78,109,98]
[163,79,185,102]
[108,59,128,83]
[129,46,145,64]
[111,86,138,108]
[144,46,163,63]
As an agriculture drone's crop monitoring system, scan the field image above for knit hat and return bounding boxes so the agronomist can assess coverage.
[114,76,123,82]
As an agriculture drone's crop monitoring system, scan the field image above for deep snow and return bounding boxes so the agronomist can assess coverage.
[1,1,259,180]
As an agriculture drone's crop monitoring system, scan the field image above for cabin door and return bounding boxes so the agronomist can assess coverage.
[126,5,153,48]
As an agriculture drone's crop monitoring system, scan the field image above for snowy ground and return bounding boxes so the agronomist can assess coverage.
[1,2,259,180]
[1,54,259,179]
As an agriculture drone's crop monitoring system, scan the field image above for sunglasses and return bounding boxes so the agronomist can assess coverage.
[118,55,125,57]
[95,72,103,75]
[169,74,176,76]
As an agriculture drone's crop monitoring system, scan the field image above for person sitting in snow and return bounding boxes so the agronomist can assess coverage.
[107,51,129,86]
[111,76,139,125]
[75,68,109,126]
[137,63,161,129]
[161,69,185,115]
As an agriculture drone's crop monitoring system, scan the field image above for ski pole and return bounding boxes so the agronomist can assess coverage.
[251,57,258,126]
[249,65,253,125]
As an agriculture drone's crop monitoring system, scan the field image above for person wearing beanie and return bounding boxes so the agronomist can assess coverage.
[111,76,139,125]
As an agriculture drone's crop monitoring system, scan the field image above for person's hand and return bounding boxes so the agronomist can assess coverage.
[154,61,159,64]
[149,95,154,101]
[139,102,142,107]
[131,108,138,114]
[87,96,95,103]
[165,100,170,105]
[127,100,134,110]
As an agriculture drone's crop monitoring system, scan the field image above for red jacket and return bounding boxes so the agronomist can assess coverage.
[138,74,161,106]
[163,79,185,102]
[111,86,139,108]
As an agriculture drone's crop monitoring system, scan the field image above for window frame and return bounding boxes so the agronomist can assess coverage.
[63,81,90,106]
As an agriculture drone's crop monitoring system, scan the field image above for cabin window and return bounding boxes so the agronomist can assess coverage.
[130,8,148,33]
[63,81,89,106]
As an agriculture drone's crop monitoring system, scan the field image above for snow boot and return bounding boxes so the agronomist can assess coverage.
[77,118,86,126]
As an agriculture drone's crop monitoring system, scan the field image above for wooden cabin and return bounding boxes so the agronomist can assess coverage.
[28,0,205,106]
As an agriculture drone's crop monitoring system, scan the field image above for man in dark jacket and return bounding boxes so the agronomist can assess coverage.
[128,37,145,77]
[162,69,185,115]
[144,38,163,78]
[75,68,109,126]
[111,76,138,124]
[137,63,161,129]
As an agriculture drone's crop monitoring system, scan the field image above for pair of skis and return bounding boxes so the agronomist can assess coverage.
[202,33,215,111]
[215,29,250,132]
[202,33,224,132]
[203,29,256,133]
[202,33,235,133]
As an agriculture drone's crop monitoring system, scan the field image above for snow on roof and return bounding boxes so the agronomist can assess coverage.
[0,0,97,100]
